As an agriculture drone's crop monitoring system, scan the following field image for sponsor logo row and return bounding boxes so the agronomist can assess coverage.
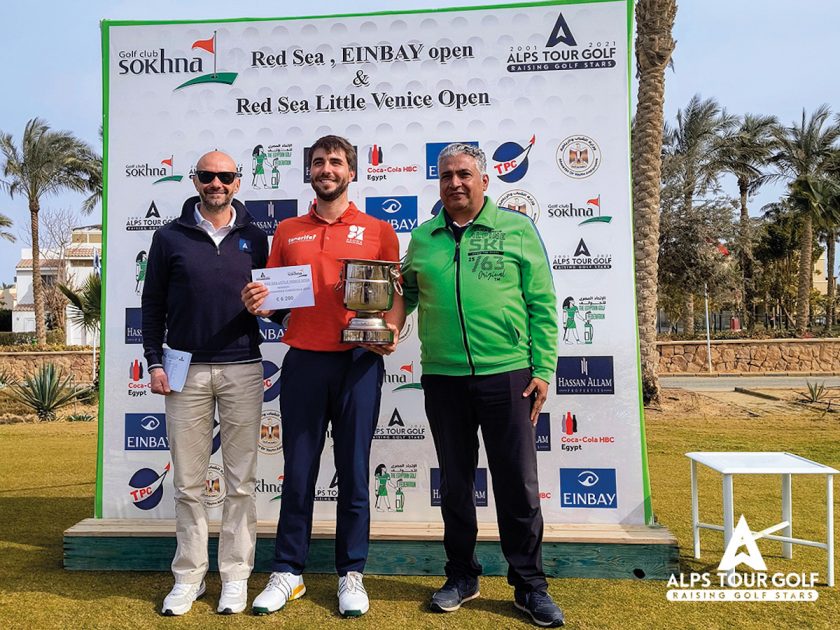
[124,405,613,456]
[129,461,618,512]
[126,134,603,194]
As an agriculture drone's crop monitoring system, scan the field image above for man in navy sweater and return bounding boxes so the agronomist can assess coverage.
[142,150,269,616]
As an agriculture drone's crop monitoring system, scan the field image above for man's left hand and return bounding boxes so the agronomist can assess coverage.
[522,377,549,426]
[360,322,400,356]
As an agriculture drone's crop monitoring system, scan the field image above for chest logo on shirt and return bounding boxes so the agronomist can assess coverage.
[288,234,317,245]
[467,230,507,281]
[239,239,252,252]
[347,225,366,244]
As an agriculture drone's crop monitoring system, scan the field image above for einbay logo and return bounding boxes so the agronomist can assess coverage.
[117,31,238,90]
[667,515,819,601]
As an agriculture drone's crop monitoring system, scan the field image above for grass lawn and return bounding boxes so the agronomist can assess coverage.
[0,395,838,629]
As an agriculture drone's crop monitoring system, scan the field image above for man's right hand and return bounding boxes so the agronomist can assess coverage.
[241,281,276,317]
[150,367,172,395]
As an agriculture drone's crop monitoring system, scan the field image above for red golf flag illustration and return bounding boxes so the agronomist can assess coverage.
[191,36,215,54]
[579,193,612,225]
[176,30,238,90]
[154,155,182,184]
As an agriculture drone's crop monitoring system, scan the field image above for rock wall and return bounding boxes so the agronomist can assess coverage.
[657,339,840,374]
[0,351,96,383]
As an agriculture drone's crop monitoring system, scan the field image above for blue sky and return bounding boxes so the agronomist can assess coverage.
[1,0,838,284]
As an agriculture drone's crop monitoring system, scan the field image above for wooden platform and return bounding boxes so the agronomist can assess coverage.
[65,519,678,580]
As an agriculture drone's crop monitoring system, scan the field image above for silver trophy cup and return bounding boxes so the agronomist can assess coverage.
[337,258,401,344]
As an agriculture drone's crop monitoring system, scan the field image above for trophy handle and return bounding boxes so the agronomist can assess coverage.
[335,264,345,291]
[390,265,403,296]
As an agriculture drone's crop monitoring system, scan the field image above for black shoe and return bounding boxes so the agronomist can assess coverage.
[429,575,480,612]
[514,589,565,627]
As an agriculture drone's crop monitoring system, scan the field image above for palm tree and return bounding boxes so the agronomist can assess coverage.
[713,114,777,330]
[632,0,676,404]
[0,118,100,344]
[0,211,13,242]
[772,106,840,334]
[81,124,104,215]
[663,95,736,337]
[60,274,101,381]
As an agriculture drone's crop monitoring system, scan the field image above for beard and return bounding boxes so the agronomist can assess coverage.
[199,188,234,212]
[312,176,349,202]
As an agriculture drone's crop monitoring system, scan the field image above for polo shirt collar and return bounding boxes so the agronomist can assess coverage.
[308,200,359,224]
[193,204,236,230]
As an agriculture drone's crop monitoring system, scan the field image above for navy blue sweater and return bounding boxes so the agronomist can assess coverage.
[142,196,269,368]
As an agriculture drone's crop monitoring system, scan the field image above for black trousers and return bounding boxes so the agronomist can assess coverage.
[422,368,547,592]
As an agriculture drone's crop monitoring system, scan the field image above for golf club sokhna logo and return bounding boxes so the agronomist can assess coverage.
[117,31,238,90]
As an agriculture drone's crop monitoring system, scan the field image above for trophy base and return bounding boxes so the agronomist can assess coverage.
[341,328,394,345]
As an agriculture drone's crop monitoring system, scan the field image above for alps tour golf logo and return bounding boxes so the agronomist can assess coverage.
[117,31,238,90]
[506,13,617,73]
[667,515,819,601]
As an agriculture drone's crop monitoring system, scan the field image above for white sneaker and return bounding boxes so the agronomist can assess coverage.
[217,579,248,614]
[161,581,206,616]
[338,571,369,617]
[252,572,306,615]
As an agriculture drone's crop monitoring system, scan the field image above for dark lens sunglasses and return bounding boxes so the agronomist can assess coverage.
[194,170,239,185]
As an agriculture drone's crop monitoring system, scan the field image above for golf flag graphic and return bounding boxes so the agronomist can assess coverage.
[175,31,237,90]
[191,36,215,54]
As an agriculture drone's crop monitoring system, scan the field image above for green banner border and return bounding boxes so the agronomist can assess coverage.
[95,20,110,518]
[99,0,652,525]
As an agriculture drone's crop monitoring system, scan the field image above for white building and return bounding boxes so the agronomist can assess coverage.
[12,225,102,345]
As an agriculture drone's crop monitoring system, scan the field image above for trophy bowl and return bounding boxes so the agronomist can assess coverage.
[337,258,401,344]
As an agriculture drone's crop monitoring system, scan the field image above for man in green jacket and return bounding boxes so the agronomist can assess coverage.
[393,143,563,627]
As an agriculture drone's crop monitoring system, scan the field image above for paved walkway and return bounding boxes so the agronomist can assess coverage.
[661,375,840,391]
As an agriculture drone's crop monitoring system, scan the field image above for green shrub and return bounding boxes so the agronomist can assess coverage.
[75,385,98,405]
[0,330,64,346]
[65,412,95,422]
[9,363,82,421]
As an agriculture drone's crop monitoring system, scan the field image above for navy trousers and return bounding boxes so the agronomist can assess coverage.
[271,347,383,575]
[422,368,548,592]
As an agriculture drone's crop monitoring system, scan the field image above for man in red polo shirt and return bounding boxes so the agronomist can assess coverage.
[241,136,400,618]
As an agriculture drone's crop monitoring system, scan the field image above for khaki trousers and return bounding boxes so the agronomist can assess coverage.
[164,361,263,583]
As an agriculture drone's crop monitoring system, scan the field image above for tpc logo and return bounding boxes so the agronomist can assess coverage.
[426,141,479,179]
[535,412,551,451]
[125,413,169,451]
[492,135,535,182]
[244,199,298,237]
[125,308,142,344]
[559,468,617,509]
[430,467,487,506]
[365,196,418,232]
[128,463,170,510]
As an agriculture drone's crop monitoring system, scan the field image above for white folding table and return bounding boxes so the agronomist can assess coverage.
[686,451,837,587]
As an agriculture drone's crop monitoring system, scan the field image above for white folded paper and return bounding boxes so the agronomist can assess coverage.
[162,347,192,392]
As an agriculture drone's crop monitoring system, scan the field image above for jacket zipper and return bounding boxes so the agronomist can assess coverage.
[453,236,475,375]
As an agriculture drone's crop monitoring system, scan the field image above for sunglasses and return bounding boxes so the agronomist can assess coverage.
[193,170,240,185]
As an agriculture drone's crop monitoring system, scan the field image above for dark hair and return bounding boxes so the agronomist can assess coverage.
[310,135,357,174]
[375,464,386,475]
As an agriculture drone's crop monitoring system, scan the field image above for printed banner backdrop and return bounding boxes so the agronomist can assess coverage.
[100,0,651,526]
